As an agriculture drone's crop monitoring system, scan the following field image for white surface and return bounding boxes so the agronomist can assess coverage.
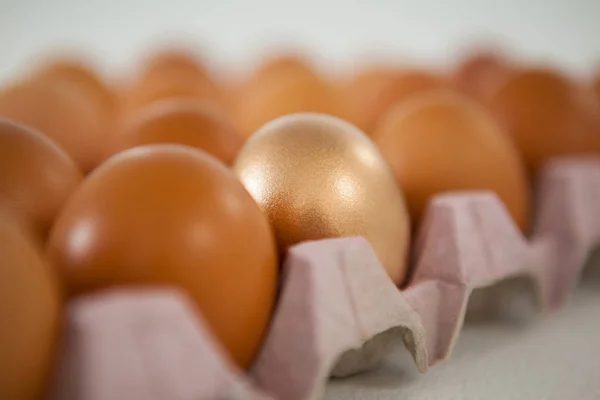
[0,0,599,83]
[326,273,600,400]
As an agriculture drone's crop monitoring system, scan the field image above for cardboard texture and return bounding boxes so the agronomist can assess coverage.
[48,290,272,400]
[47,156,600,400]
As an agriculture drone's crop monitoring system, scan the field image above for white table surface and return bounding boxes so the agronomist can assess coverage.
[325,265,600,400]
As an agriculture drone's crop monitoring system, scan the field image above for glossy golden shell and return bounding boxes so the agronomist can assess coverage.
[233,113,411,284]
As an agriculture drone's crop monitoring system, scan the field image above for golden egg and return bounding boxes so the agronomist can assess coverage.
[46,144,278,368]
[0,210,62,400]
[485,68,600,175]
[0,81,107,173]
[233,113,411,285]
[115,99,243,165]
[0,120,82,240]
[372,91,530,232]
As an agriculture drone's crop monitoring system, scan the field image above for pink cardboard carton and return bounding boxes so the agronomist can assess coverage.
[49,156,600,400]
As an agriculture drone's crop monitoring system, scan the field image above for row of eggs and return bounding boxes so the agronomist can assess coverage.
[1,47,600,400]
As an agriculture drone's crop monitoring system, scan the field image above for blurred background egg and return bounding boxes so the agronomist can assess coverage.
[345,69,448,135]
[45,144,278,368]
[485,68,600,175]
[245,53,317,86]
[0,120,82,240]
[341,65,402,128]
[115,98,243,165]
[348,66,404,89]
[122,47,226,117]
[593,71,600,105]
[230,53,318,110]
[33,57,117,127]
[234,58,341,138]
[0,80,107,173]
[0,210,62,400]
[372,91,530,232]
[452,49,512,101]
[233,113,411,285]
[144,48,210,77]
[590,73,600,135]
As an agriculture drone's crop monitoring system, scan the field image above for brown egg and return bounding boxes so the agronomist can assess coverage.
[347,69,447,134]
[142,47,213,79]
[581,82,600,137]
[124,49,223,115]
[219,80,244,119]
[0,81,107,173]
[0,120,82,240]
[46,144,278,368]
[230,54,319,121]
[115,99,243,165]
[34,59,116,123]
[249,53,317,86]
[328,81,358,125]
[342,66,403,128]
[235,71,338,138]
[485,68,600,175]
[233,113,411,285]
[595,75,600,101]
[592,72,600,129]
[372,91,530,232]
[350,66,404,87]
[453,51,511,101]
[0,210,62,400]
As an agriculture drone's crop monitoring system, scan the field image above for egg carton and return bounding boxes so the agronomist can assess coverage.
[47,156,600,400]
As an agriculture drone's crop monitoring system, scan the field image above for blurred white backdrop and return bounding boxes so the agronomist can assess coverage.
[0,0,599,82]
